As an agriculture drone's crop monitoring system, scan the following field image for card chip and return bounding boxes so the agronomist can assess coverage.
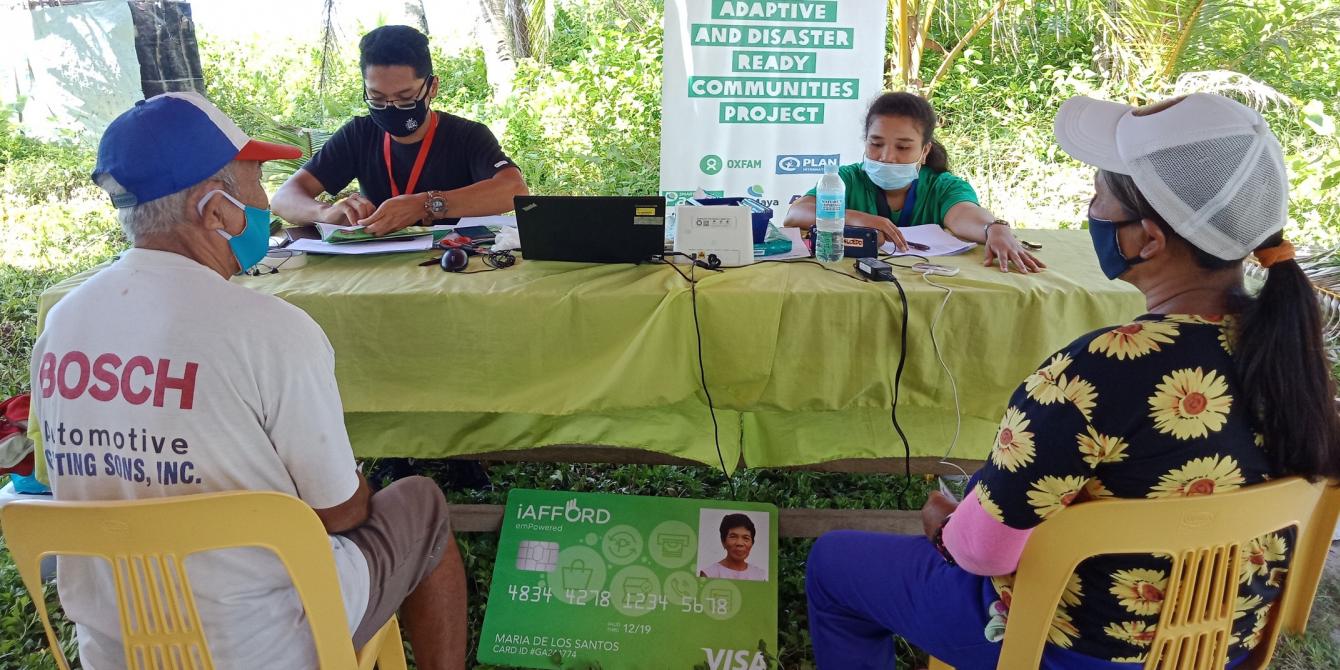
[516,540,560,572]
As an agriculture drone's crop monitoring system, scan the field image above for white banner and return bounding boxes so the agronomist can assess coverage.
[660,0,888,218]
[0,0,143,141]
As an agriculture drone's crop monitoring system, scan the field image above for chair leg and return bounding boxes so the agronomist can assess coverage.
[927,657,955,670]
[376,616,408,670]
[356,615,407,670]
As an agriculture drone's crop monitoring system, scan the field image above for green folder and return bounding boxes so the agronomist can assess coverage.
[323,226,434,244]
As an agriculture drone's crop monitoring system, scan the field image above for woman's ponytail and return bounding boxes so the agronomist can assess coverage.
[1235,234,1340,480]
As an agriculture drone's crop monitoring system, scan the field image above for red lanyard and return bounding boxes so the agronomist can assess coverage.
[383,111,438,197]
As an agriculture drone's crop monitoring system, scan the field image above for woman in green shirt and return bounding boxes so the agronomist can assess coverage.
[785,92,1044,273]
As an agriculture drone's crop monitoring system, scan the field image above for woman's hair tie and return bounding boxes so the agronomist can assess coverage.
[1253,240,1295,268]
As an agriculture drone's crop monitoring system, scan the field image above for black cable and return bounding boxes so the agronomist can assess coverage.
[481,249,517,269]
[656,256,736,499]
[886,273,914,508]
[751,258,871,283]
[756,256,914,505]
[879,252,930,267]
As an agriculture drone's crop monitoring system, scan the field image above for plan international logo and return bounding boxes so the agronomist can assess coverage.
[776,154,840,175]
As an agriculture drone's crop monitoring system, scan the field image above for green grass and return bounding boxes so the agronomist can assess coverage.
[1272,559,1340,669]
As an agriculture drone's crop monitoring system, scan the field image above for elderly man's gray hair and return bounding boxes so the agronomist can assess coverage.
[95,163,240,243]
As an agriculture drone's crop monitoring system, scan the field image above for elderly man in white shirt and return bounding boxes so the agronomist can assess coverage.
[30,92,466,670]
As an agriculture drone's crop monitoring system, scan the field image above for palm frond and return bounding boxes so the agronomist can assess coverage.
[252,122,334,184]
[1173,70,1293,112]
[1087,0,1238,94]
[1227,7,1340,72]
[316,0,340,115]
[525,0,555,59]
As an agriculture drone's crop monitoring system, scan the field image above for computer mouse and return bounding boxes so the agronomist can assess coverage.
[440,248,469,272]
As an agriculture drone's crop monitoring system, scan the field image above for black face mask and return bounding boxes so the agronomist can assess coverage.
[369,101,430,137]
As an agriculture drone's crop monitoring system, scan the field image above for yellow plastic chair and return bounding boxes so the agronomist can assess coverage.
[0,491,408,670]
[929,477,1340,670]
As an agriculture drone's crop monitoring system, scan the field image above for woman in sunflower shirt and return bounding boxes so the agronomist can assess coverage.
[782,92,1044,273]
[805,92,1340,669]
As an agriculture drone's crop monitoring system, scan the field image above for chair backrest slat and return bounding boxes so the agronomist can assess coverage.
[0,491,362,670]
[997,477,1340,670]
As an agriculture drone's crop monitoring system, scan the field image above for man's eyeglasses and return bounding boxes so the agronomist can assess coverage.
[364,76,434,110]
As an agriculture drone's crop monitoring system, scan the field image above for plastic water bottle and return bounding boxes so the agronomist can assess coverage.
[814,164,845,263]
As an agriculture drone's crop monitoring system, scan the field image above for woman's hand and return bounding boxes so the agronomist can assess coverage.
[849,212,908,251]
[921,491,959,540]
[983,225,1046,273]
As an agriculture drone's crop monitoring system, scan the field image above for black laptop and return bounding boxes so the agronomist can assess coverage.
[514,196,666,264]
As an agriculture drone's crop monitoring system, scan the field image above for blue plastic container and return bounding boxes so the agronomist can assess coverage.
[687,196,774,243]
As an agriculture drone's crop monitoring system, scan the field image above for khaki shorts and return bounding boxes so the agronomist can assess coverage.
[340,475,453,647]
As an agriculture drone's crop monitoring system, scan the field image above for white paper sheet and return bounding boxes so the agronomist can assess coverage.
[881,224,976,257]
[454,215,518,228]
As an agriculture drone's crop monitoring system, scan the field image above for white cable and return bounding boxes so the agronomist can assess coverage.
[921,270,970,480]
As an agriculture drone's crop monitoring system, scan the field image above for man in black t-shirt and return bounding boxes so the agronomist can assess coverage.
[272,25,528,233]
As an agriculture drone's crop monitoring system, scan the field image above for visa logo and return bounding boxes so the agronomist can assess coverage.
[702,648,767,670]
[775,154,840,175]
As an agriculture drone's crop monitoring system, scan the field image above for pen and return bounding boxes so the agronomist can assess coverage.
[907,242,930,251]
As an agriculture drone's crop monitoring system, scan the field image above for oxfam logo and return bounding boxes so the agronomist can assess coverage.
[747,184,764,197]
[700,154,724,175]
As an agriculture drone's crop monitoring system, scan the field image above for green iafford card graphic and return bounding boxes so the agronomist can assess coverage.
[479,489,778,669]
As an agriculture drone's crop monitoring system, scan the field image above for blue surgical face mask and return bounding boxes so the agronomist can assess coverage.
[1088,214,1147,280]
[199,190,271,274]
[863,156,920,191]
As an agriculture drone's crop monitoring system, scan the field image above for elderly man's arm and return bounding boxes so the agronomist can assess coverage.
[313,471,373,534]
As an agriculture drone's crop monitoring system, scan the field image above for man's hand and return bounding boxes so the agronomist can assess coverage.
[921,491,959,540]
[360,193,430,235]
[321,193,375,227]
[983,226,1046,273]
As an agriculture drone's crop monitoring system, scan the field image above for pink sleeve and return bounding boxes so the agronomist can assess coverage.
[941,489,1033,576]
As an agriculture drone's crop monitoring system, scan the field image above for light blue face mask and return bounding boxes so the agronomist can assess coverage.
[862,156,920,191]
[198,190,271,274]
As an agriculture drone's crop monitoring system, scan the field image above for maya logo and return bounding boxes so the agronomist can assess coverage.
[746,184,764,197]
[517,499,612,524]
[775,154,840,175]
[702,649,767,670]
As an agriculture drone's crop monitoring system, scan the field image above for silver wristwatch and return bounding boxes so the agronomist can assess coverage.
[424,191,448,219]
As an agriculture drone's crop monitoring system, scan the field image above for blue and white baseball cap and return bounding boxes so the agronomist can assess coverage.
[92,91,301,208]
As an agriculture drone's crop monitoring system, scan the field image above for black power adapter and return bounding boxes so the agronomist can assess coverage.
[855,257,894,281]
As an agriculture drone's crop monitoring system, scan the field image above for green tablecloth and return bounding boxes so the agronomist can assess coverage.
[37,230,1144,469]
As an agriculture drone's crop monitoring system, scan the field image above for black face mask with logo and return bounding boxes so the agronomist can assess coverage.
[369,101,430,137]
